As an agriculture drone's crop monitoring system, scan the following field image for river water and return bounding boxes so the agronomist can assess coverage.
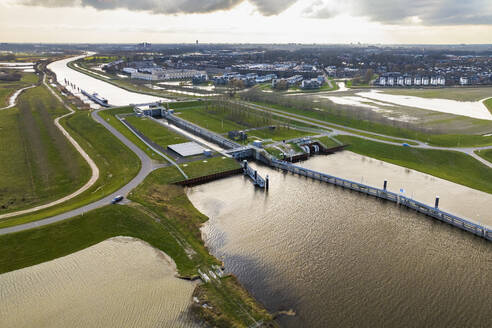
[188,153,492,327]
[47,55,169,106]
[0,237,199,328]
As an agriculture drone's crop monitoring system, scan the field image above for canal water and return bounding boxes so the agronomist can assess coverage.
[47,55,169,106]
[188,152,492,327]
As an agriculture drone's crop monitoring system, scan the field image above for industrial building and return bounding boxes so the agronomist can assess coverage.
[134,103,165,117]
[168,142,206,157]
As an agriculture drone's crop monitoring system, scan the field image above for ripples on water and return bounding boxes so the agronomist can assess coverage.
[188,155,492,328]
[0,237,199,328]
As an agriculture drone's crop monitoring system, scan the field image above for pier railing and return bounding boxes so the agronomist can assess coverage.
[271,159,491,241]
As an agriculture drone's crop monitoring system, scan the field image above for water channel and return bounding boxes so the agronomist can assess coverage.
[47,55,169,106]
[188,153,492,327]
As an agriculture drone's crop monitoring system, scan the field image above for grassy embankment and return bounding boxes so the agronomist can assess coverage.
[0,164,275,327]
[485,98,492,115]
[248,100,492,148]
[0,109,141,228]
[176,102,315,142]
[0,85,91,215]
[125,115,188,150]
[476,149,492,163]
[0,72,39,107]
[98,107,165,161]
[339,135,492,194]
[316,136,342,148]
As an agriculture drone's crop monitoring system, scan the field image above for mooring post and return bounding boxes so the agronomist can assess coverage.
[266,175,269,190]
[383,180,387,191]
[435,196,440,209]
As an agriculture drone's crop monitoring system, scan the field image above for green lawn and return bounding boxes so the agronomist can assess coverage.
[316,136,342,148]
[177,104,315,143]
[0,86,91,214]
[248,126,313,141]
[177,107,246,134]
[485,98,492,115]
[98,107,165,161]
[339,135,492,194]
[125,115,188,149]
[180,157,241,179]
[0,72,38,107]
[0,205,196,276]
[0,110,140,228]
[476,149,492,163]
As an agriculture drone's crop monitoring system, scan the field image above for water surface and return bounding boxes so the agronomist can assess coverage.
[188,153,492,327]
[0,237,199,328]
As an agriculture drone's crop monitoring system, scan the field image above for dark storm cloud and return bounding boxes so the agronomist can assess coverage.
[20,0,296,15]
[18,0,492,24]
[303,0,492,25]
[248,0,297,16]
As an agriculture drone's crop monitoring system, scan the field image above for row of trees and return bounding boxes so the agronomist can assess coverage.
[206,98,274,129]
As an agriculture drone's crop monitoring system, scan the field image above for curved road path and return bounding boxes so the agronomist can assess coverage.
[0,106,162,235]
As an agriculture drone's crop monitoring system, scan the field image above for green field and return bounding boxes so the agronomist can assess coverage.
[0,86,91,214]
[485,98,492,115]
[248,100,492,148]
[0,205,197,275]
[383,87,492,102]
[0,110,140,228]
[177,103,315,141]
[316,136,342,148]
[339,135,492,194]
[0,72,39,107]
[476,149,492,163]
[125,115,188,150]
[98,107,165,161]
[177,106,246,134]
[180,157,241,179]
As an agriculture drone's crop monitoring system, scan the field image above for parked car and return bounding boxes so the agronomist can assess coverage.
[111,195,124,204]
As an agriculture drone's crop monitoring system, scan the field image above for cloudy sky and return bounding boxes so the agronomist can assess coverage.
[0,0,491,44]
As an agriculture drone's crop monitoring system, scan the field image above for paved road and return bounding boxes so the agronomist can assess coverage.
[0,108,162,236]
[239,101,492,168]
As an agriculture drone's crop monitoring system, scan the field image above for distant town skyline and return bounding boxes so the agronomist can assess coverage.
[1,0,491,44]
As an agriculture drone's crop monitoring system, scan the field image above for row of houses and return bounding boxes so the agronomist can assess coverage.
[377,74,446,87]
[129,68,207,81]
[271,75,303,88]
[301,76,326,89]
[213,72,278,86]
